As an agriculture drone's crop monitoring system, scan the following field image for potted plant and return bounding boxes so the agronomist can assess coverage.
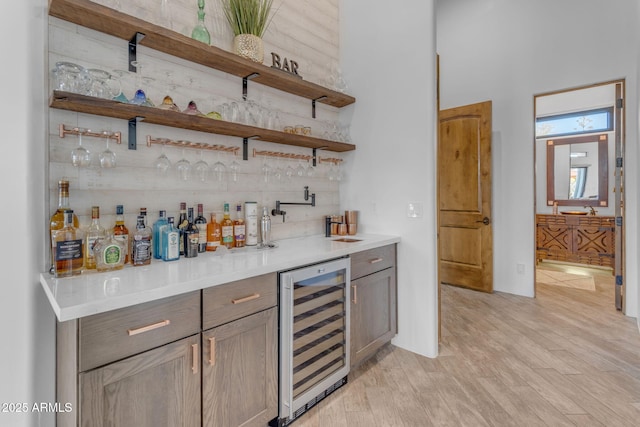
[220,0,276,63]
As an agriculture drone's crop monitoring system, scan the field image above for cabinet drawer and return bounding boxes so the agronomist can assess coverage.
[203,273,277,330]
[79,291,200,372]
[351,244,396,280]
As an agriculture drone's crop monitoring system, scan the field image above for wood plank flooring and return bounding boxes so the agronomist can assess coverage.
[294,271,640,426]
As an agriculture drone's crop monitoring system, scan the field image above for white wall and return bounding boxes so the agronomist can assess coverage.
[341,1,439,357]
[436,0,639,317]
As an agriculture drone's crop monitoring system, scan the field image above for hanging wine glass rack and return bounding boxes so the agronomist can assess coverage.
[59,124,122,144]
[147,136,240,155]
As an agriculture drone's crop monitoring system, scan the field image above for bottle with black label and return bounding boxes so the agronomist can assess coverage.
[132,215,152,266]
[183,207,199,258]
[52,209,84,278]
[113,205,130,264]
[194,203,207,253]
[177,202,188,255]
[233,202,246,247]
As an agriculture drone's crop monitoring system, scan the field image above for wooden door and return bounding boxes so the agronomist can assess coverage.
[350,267,397,368]
[438,101,493,292]
[202,308,278,427]
[79,335,201,427]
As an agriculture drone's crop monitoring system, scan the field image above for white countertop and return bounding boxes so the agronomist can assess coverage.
[40,233,400,322]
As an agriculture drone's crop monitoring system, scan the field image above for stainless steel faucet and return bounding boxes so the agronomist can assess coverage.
[585,206,597,215]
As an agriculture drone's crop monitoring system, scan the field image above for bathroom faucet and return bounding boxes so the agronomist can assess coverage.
[585,206,597,216]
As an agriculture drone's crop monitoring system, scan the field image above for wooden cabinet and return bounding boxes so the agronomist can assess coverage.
[536,214,615,268]
[350,244,397,368]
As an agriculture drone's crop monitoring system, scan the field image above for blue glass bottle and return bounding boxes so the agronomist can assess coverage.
[152,210,169,259]
[161,217,180,261]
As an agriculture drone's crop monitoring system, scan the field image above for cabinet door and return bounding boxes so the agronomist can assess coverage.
[79,335,201,427]
[350,267,397,368]
[202,307,278,427]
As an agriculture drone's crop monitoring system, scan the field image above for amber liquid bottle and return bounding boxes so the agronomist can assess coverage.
[233,203,246,247]
[52,209,84,278]
[113,205,130,264]
[221,203,235,249]
[206,213,221,251]
[49,180,79,269]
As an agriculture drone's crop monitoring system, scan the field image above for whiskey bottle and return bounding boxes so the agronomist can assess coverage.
[139,207,148,227]
[113,205,130,264]
[177,202,188,255]
[161,217,180,261]
[233,202,246,248]
[51,209,84,278]
[84,206,107,270]
[152,210,168,260]
[132,215,152,266]
[194,203,207,253]
[183,207,199,258]
[206,213,221,251]
[49,179,79,269]
[221,203,235,249]
[93,232,125,272]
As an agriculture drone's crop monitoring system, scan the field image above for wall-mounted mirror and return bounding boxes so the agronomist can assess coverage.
[546,133,608,207]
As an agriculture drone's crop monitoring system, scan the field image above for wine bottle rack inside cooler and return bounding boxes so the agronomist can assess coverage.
[277,257,350,426]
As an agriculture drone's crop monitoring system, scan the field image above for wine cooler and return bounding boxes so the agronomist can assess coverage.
[273,257,350,426]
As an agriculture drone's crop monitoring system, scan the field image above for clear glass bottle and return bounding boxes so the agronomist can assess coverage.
[84,206,107,270]
[52,209,84,278]
[183,207,199,258]
[93,232,125,272]
[233,202,246,247]
[195,203,207,253]
[132,215,152,266]
[49,179,79,269]
[191,0,211,45]
[206,212,221,252]
[113,205,130,264]
[139,207,148,227]
[221,202,235,249]
[152,210,168,259]
[162,217,180,261]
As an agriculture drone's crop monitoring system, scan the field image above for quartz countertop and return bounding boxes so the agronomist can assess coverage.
[40,233,400,322]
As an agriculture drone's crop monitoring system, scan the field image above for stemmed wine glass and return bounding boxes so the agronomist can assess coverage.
[175,145,191,181]
[295,159,306,178]
[153,139,172,176]
[228,153,240,183]
[193,149,210,182]
[285,159,296,182]
[261,156,272,184]
[212,151,227,183]
[99,130,117,168]
[71,127,92,167]
[129,61,155,106]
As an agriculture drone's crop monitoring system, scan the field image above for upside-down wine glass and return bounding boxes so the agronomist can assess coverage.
[193,149,210,182]
[153,139,172,176]
[228,152,240,183]
[71,127,92,167]
[99,130,117,168]
[212,150,227,183]
[175,146,191,181]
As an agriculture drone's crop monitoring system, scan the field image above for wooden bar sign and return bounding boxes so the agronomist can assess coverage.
[271,52,302,78]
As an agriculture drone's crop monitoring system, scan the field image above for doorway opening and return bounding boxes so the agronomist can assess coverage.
[534,80,625,311]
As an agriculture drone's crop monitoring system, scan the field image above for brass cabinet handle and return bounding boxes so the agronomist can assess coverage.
[353,284,357,305]
[369,258,383,264]
[209,337,216,366]
[127,320,171,336]
[231,293,260,304]
[192,343,198,374]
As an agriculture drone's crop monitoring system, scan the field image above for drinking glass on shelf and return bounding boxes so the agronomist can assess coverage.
[153,139,172,176]
[174,146,191,181]
[86,69,114,99]
[109,70,130,103]
[99,130,117,168]
[53,62,86,94]
[128,61,155,106]
[193,150,210,182]
[71,128,92,167]
[158,70,180,111]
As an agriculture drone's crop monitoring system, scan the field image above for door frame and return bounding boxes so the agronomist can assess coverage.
[533,79,625,311]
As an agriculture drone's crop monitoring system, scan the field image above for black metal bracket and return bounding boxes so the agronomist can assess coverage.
[242,73,260,101]
[312,96,328,119]
[128,32,146,72]
[242,135,260,160]
[128,116,143,150]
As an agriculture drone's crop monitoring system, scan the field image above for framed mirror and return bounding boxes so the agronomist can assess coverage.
[546,133,608,207]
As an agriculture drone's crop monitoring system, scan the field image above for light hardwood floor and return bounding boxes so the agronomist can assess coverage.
[294,272,640,426]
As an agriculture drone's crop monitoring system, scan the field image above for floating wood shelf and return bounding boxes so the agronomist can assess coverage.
[50,91,356,153]
[48,0,356,109]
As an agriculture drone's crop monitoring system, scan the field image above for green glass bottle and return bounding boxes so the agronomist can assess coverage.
[191,0,211,45]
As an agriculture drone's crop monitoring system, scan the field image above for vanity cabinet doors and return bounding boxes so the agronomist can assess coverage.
[79,335,201,427]
[201,307,278,427]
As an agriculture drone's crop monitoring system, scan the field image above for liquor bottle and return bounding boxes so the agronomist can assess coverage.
[245,201,258,246]
[93,232,125,272]
[51,209,84,278]
[206,213,221,252]
[191,0,211,45]
[177,202,188,255]
[194,203,207,253]
[139,207,148,227]
[132,215,152,266]
[183,207,199,258]
[221,203,235,249]
[161,217,180,261]
[152,210,168,260]
[84,206,107,270]
[113,205,130,264]
[49,179,79,268]
[233,202,246,248]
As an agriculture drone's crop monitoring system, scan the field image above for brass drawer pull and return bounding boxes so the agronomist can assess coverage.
[369,257,383,264]
[353,284,358,304]
[192,343,198,374]
[209,337,216,366]
[127,319,171,336]
[232,293,261,304]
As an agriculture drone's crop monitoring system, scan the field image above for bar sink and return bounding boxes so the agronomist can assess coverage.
[332,238,362,243]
